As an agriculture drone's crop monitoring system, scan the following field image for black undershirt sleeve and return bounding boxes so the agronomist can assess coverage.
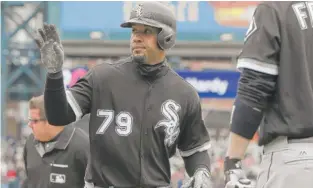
[230,68,277,139]
[44,71,76,125]
[183,151,211,177]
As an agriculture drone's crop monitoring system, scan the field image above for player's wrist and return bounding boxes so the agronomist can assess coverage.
[224,156,242,172]
[47,67,62,74]
[47,71,63,79]
[194,167,211,177]
[45,71,65,91]
[224,156,253,187]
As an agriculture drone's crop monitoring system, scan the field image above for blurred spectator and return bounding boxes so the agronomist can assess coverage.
[1,136,27,188]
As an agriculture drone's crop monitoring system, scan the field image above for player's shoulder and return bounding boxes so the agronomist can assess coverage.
[258,1,294,13]
[251,2,294,30]
[257,1,303,27]
[91,57,133,71]
[167,68,200,101]
[89,57,133,78]
[261,1,299,7]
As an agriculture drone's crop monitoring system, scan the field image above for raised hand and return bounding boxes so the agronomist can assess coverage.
[35,23,64,73]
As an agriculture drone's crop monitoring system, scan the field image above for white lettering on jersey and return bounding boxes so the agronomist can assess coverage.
[293,2,313,30]
[155,99,181,147]
[96,110,133,136]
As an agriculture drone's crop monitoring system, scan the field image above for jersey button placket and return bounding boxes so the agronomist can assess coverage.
[139,84,153,186]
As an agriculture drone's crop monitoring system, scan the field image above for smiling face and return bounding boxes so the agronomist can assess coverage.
[130,24,165,64]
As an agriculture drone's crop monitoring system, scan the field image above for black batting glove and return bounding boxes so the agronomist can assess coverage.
[224,157,254,188]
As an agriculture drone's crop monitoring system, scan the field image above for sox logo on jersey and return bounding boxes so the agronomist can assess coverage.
[155,99,181,147]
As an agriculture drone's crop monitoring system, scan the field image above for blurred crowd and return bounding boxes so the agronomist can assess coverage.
[1,136,27,188]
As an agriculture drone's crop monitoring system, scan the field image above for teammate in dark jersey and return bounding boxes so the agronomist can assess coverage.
[35,2,213,188]
[224,2,313,188]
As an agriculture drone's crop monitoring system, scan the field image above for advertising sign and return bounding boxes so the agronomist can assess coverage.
[56,1,260,41]
[177,70,240,98]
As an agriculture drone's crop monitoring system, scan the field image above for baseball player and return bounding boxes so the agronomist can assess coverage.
[35,2,213,188]
[224,1,313,188]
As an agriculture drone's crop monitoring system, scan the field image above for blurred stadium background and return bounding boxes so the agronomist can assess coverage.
[1,1,262,188]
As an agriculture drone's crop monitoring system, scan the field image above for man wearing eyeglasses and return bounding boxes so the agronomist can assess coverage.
[22,95,90,188]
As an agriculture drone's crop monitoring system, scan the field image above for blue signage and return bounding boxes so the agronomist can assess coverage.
[176,70,240,98]
[63,66,240,98]
[54,1,259,41]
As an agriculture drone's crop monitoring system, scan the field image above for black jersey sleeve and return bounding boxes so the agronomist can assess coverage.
[237,3,281,76]
[177,91,211,157]
[45,69,93,125]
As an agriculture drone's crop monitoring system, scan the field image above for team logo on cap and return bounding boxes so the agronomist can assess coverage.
[135,3,143,18]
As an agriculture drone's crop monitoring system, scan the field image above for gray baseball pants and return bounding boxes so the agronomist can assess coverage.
[256,136,313,188]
